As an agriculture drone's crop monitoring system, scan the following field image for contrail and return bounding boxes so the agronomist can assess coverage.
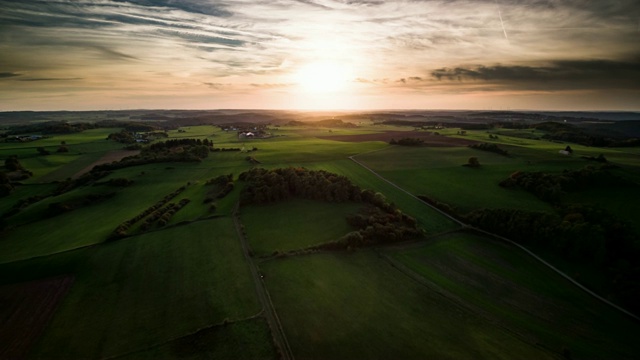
[495,0,510,43]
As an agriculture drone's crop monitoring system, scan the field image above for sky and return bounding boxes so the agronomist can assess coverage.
[1,0,639,111]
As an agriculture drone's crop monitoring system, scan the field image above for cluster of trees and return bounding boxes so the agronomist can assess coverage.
[239,167,363,204]
[0,172,13,197]
[94,139,211,172]
[110,185,187,239]
[108,130,136,144]
[465,205,640,313]
[240,167,421,249]
[389,138,424,146]
[469,142,509,156]
[107,178,134,187]
[47,192,116,217]
[211,147,242,152]
[286,119,357,128]
[245,156,261,165]
[5,121,97,135]
[1,194,47,219]
[338,206,420,248]
[4,156,27,172]
[1,156,33,197]
[54,171,111,195]
[464,157,480,168]
[35,143,69,155]
[499,166,633,203]
[107,128,169,144]
[147,138,212,151]
[139,199,190,230]
[204,174,234,212]
[417,195,460,219]
[534,122,640,147]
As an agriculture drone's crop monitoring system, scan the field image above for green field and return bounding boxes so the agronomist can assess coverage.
[0,218,262,359]
[355,145,555,213]
[241,198,362,255]
[1,117,639,359]
[260,251,557,360]
[390,232,640,359]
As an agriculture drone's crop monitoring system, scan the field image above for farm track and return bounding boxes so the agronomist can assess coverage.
[232,203,294,360]
[373,249,560,357]
[349,152,640,323]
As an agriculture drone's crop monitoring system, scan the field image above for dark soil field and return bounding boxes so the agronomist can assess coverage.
[72,149,140,178]
[318,130,479,146]
[0,276,75,359]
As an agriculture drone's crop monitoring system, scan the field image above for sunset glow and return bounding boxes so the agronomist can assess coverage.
[295,62,354,94]
[0,0,638,111]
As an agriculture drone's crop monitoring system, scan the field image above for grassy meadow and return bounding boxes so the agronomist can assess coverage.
[390,232,640,359]
[1,117,639,359]
[260,251,558,360]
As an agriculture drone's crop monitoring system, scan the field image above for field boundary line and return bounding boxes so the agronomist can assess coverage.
[232,203,295,360]
[350,152,640,323]
[0,215,226,266]
[348,154,466,227]
[375,248,561,357]
[102,312,265,360]
[467,226,640,322]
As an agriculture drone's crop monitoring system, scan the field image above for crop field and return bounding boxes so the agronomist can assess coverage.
[354,146,553,213]
[14,218,260,359]
[305,159,461,233]
[260,251,556,360]
[241,199,362,255]
[390,232,640,359]
[1,115,639,359]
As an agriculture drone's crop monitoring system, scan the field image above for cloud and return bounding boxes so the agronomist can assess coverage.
[250,83,294,88]
[431,57,640,90]
[1,0,639,110]
[0,72,22,78]
[19,77,83,82]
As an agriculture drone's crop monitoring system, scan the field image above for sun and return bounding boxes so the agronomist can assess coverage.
[294,61,353,93]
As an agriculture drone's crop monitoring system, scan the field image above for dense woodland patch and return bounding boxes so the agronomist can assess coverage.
[420,164,640,313]
[239,167,421,249]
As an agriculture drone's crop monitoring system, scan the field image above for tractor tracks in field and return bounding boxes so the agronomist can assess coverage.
[349,153,640,323]
[232,203,295,360]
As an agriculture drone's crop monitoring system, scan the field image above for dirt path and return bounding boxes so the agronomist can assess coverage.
[232,204,294,360]
[72,149,140,179]
[349,152,640,322]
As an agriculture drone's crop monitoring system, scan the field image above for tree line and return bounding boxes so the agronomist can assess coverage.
[94,139,211,172]
[204,174,234,213]
[499,165,634,203]
[110,185,187,239]
[465,204,639,313]
[239,167,422,249]
[469,142,509,156]
[389,138,424,146]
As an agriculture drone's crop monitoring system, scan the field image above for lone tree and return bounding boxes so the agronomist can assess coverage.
[467,157,480,167]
